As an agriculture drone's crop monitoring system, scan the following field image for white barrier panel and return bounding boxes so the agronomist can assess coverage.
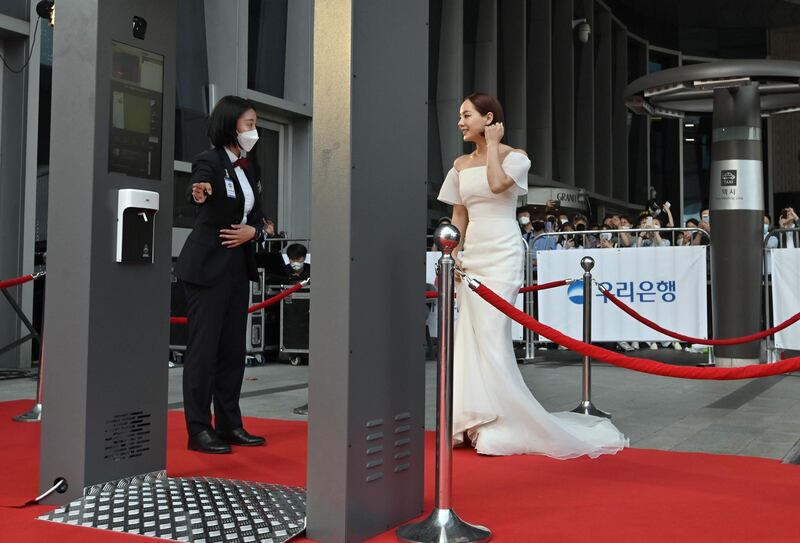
[426,252,523,340]
[771,249,800,349]
[537,247,708,342]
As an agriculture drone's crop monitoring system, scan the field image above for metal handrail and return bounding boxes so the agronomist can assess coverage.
[530,226,711,249]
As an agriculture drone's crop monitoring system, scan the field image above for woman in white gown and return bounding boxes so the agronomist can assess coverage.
[438,93,627,458]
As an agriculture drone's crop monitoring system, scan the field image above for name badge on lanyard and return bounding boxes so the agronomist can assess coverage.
[224,175,237,199]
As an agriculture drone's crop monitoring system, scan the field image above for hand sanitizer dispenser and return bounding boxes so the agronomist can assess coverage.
[116,189,159,263]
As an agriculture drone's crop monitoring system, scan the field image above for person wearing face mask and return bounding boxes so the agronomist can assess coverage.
[763,214,777,246]
[285,243,311,282]
[516,206,534,244]
[174,95,267,454]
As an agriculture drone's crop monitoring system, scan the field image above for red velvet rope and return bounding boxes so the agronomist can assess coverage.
[171,282,305,325]
[0,274,35,290]
[247,282,304,313]
[601,287,800,346]
[425,278,568,299]
[519,279,570,294]
[471,282,800,380]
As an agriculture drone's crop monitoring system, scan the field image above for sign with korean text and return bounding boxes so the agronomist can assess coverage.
[537,247,708,341]
[710,159,763,211]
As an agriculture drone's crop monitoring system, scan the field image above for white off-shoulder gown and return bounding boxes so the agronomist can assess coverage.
[438,152,628,458]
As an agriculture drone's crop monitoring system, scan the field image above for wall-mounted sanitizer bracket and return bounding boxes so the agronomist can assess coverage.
[117,189,159,263]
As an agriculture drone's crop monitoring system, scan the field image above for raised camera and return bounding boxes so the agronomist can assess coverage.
[132,16,147,40]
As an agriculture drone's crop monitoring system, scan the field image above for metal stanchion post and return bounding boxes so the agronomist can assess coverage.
[396,224,490,543]
[518,240,541,364]
[571,256,610,419]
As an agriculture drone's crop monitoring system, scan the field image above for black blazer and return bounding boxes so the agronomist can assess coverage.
[175,147,265,286]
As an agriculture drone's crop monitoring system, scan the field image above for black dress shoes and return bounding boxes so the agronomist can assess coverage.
[218,427,266,447]
[188,429,231,454]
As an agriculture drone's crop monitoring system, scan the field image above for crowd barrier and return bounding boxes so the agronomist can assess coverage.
[522,227,711,361]
[763,226,800,363]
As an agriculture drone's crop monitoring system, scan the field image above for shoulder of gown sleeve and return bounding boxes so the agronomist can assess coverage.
[503,151,531,196]
[437,167,462,205]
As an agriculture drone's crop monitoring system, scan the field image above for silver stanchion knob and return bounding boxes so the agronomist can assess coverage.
[580,256,595,272]
[396,224,491,543]
[434,224,461,254]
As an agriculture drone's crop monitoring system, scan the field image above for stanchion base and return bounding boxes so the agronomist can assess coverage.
[396,508,491,543]
[571,400,611,419]
[13,402,42,422]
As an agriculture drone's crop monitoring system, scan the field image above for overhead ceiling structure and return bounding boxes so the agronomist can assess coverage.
[624,59,800,118]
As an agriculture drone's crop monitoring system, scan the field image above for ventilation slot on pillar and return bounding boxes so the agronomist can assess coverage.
[364,418,385,483]
[103,411,152,461]
[393,412,412,474]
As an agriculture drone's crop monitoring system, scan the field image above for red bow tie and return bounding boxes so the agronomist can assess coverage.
[233,156,249,169]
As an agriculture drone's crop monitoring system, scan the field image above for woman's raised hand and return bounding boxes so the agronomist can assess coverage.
[192,182,213,203]
[484,122,504,145]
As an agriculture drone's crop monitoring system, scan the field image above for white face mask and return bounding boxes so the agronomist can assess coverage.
[560,218,568,225]
[518,216,530,226]
[620,224,630,229]
[701,214,709,223]
[237,129,259,152]
[763,224,770,235]
[289,261,305,271]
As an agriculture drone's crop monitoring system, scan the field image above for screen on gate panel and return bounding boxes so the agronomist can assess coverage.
[108,41,164,180]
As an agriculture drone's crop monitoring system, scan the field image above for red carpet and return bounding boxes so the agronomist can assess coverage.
[2,398,800,542]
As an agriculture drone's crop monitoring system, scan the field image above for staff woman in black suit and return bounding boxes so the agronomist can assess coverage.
[175,95,267,454]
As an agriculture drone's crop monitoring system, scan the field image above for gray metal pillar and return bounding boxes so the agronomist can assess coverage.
[306,1,428,541]
[710,83,763,367]
[39,0,175,502]
[0,18,32,369]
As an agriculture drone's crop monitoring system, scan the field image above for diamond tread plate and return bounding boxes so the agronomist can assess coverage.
[39,476,306,543]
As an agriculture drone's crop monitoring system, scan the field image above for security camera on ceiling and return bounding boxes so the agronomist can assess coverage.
[572,18,591,43]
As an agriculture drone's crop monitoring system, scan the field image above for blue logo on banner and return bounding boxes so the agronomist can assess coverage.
[567,280,584,305]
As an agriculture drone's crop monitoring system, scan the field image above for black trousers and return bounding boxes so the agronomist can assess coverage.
[182,248,250,436]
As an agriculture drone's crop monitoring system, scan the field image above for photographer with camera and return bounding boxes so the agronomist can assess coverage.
[636,214,670,248]
[556,223,580,250]
[779,207,799,248]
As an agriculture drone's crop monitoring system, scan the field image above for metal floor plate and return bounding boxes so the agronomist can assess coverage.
[39,474,306,543]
